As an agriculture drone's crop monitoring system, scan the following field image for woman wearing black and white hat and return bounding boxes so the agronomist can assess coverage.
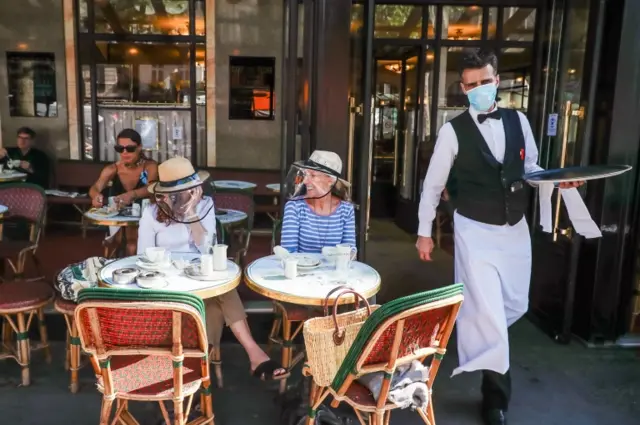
[138,157,288,382]
[280,150,356,254]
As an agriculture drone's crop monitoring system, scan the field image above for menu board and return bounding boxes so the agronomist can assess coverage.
[6,52,57,117]
[229,56,275,120]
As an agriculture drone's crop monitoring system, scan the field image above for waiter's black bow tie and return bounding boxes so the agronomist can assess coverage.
[477,110,502,123]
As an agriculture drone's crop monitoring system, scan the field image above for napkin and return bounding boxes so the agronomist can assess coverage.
[538,183,602,239]
[273,245,290,260]
[57,257,112,301]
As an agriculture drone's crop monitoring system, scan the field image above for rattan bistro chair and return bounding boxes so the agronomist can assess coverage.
[303,284,464,425]
[0,183,47,279]
[75,288,214,425]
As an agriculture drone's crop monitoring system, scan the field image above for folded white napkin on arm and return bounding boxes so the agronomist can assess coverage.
[537,183,602,239]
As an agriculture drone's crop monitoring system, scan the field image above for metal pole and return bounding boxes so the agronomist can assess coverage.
[281,0,299,207]
[357,0,375,261]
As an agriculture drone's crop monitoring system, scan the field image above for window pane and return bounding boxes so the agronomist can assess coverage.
[487,7,498,39]
[374,5,422,39]
[442,5,483,40]
[95,0,191,35]
[195,0,205,36]
[436,47,468,129]
[6,52,58,118]
[503,8,536,41]
[425,6,436,38]
[78,0,88,32]
[498,47,532,112]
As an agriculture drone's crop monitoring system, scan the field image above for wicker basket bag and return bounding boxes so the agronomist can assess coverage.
[303,287,379,387]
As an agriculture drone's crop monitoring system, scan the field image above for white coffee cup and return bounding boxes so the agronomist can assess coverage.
[212,244,228,271]
[145,247,166,263]
[284,258,298,279]
[200,254,214,275]
[0,164,4,174]
[335,244,357,273]
[131,203,141,217]
[141,199,150,214]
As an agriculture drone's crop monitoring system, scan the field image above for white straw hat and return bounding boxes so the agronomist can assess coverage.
[148,157,210,194]
[295,150,350,187]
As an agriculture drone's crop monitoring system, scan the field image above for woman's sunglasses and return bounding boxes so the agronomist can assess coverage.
[114,145,138,153]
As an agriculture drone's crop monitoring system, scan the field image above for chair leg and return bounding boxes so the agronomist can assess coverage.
[69,319,81,393]
[279,317,292,394]
[16,312,30,386]
[173,398,184,425]
[267,317,281,355]
[99,397,114,425]
[211,346,223,388]
[64,332,71,371]
[37,308,52,364]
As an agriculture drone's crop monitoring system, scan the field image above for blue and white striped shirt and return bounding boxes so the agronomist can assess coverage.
[281,200,356,253]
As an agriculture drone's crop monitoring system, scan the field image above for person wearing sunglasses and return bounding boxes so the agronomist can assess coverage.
[88,128,158,255]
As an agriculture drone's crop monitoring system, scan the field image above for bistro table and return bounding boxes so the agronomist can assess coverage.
[84,210,141,257]
[0,170,27,183]
[216,208,247,227]
[98,252,241,299]
[244,253,381,392]
[213,180,257,193]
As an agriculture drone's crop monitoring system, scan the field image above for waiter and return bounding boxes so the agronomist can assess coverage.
[416,49,582,425]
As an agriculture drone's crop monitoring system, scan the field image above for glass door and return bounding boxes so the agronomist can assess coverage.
[369,45,421,220]
[529,0,592,342]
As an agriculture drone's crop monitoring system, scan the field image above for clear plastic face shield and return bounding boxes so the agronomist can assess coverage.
[154,185,213,224]
[284,161,351,202]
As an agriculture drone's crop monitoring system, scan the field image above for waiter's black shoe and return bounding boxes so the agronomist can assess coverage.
[482,408,508,425]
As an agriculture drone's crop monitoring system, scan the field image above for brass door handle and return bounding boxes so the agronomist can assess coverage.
[552,101,572,242]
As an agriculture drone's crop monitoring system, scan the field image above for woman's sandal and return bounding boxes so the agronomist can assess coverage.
[252,360,291,381]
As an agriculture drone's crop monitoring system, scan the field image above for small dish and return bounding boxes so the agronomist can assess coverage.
[293,254,321,269]
[89,207,119,218]
[136,258,172,270]
[184,266,229,281]
[136,271,168,289]
[112,267,139,285]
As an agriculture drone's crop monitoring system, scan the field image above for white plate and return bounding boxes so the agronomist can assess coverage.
[184,266,230,281]
[136,259,173,270]
[89,208,119,218]
[293,254,322,269]
[136,278,169,289]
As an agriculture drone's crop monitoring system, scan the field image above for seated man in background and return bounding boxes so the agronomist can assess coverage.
[0,127,51,188]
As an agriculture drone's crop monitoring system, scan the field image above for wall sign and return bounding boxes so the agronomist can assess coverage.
[135,117,159,149]
[228,56,275,120]
[547,113,558,136]
[6,52,57,118]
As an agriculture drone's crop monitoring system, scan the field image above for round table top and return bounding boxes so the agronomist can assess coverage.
[84,210,140,227]
[0,205,7,215]
[216,208,247,225]
[213,180,257,190]
[0,171,27,182]
[99,252,241,299]
[244,254,381,306]
[266,183,281,193]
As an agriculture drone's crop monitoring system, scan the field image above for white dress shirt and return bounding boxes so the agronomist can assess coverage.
[417,105,543,237]
[137,196,217,254]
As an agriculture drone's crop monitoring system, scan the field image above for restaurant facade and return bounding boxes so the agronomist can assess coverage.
[0,0,639,346]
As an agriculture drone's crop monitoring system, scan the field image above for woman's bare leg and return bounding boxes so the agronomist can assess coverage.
[228,319,287,377]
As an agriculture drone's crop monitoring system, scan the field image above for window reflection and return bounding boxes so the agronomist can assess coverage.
[374,5,421,39]
[441,5,483,40]
[92,41,192,104]
[487,7,498,39]
[94,0,198,35]
[503,8,536,42]
[498,48,532,112]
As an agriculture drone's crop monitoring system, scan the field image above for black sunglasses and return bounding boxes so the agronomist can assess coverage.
[114,145,138,153]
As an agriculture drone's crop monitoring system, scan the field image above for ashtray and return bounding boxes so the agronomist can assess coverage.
[112,268,139,285]
[136,271,168,289]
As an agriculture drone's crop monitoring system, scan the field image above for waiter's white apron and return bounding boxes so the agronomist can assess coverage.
[451,211,531,377]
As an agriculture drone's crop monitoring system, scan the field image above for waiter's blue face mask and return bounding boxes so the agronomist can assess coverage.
[466,83,498,112]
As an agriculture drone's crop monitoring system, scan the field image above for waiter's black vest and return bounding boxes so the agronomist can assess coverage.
[448,108,528,226]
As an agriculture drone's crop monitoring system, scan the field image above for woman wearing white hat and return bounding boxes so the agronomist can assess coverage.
[138,157,288,382]
[280,150,356,253]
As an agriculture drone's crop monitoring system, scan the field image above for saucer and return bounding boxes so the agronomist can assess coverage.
[292,254,321,269]
[184,266,229,281]
[136,258,172,270]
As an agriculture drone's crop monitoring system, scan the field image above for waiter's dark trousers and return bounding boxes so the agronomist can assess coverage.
[482,370,511,410]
